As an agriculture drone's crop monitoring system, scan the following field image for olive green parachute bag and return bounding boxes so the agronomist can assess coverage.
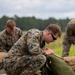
[46,54,75,75]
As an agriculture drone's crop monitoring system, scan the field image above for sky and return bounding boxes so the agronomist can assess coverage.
[0,0,75,19]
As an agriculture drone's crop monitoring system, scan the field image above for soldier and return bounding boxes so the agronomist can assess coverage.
[3,24,61,75]
[62,18,75,57]
[0,20,22,52]
[0,20,22,69]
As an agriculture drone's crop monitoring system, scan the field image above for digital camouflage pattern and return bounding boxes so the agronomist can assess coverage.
[0,27,22,52]
[3,29,46,75]
[62,18,75,56]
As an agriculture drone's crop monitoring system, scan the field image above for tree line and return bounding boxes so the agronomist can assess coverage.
[0,15,70,32]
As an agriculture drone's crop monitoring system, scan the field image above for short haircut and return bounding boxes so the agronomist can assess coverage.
[45,24,61,37]
[6,20,16,29]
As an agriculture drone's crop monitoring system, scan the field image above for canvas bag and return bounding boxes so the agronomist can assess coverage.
[47,54,75,75]
[63,56,75,71]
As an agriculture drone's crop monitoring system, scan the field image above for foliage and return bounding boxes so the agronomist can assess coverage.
[0,15,70,32]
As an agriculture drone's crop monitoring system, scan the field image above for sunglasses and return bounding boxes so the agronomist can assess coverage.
[51,33,57,40]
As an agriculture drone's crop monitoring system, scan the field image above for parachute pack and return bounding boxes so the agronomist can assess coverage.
[39,54,75,75]
[63,56,75,71]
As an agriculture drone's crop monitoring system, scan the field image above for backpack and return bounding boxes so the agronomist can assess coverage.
[46,54,75,75]
[63,56,75,71]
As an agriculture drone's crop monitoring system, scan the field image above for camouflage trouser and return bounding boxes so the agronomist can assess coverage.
[62,41,71,57]
[3,54,46,75]
[34,54,53,75]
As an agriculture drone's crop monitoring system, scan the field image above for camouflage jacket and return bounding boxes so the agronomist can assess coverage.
[63,19,75,45]
[5,29,45,58]
[0,27,22,52]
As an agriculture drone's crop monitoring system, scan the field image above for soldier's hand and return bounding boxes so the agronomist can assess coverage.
[43,48,54,55]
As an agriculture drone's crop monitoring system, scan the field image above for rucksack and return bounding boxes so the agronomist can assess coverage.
[63,56,75,71]
[47,54,75,75]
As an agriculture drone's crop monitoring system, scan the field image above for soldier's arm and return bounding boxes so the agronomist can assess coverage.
[18,29,23,38]
[19,29,22,37]
[16,27,23,38]
[27,34,44,55]
[0,36,7,52]
[62,39,71,57]
[66,23,74,36]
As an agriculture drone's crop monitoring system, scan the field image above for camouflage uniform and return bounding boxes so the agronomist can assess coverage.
[3,29,46,75]
[0,27,22,52]
[62,19,75,56]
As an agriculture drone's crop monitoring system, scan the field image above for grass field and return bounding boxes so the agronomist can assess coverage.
[46,33,75,56]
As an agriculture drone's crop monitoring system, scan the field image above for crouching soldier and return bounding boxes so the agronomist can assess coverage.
[3,24,61,75]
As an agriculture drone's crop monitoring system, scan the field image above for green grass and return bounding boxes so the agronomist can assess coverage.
[46,33,75,56]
